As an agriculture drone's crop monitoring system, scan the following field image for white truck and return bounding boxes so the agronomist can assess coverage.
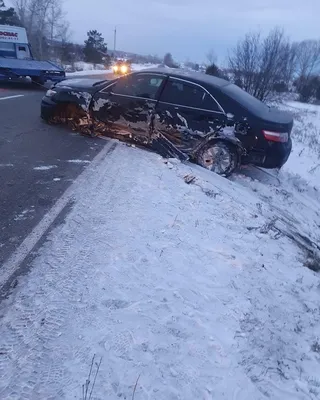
[0,25,65,84]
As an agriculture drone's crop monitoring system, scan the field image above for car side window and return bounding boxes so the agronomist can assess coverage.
[201,92,222,112]
[160,78,221,112]
[110,74,164,99]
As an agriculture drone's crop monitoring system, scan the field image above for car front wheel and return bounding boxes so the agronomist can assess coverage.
[197,141,239,177]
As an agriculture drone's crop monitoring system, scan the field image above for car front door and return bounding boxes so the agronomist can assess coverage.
[91,73,165,142]
[154,77,226,153]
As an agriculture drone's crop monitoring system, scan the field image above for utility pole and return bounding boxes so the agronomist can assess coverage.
[113,26,117,52]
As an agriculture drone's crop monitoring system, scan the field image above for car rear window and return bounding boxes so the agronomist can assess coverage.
[223,83,269,114]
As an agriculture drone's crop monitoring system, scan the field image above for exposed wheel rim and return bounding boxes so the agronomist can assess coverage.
[200,145,232,175]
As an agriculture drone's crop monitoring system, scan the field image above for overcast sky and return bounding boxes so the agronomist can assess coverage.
[47,0,320,63]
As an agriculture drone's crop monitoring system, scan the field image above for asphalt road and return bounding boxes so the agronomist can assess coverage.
[0,77,110,292]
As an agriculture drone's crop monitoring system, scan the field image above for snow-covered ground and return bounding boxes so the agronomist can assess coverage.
[66,68,112,77]
[0,102,320,399]
[66,63,159,77]
[279,100,320,190]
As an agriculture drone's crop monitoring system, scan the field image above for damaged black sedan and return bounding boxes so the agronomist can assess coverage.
[41,68,293,176]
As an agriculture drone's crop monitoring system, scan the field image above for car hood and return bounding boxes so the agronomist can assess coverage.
[54,78,110,92]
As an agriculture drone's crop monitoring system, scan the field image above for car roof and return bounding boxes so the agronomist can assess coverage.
[135,67,230,89]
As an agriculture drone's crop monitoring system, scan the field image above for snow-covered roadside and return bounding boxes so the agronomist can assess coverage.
[282,141,320,190]
[0,139,319,399]
[130,63,159,72]
[278,100,320,190]
[66,68,112,77]
[66,63,159,77]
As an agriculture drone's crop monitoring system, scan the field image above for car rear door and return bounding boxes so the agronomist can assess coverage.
[154,77,226,153]
[91,73,166,141]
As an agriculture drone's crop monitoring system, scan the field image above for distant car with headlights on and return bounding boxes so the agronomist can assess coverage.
[112,60,131,76]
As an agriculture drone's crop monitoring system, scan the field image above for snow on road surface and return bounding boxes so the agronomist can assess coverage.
[0,102,320,399]
[67,159,91,164]
[66,63,160,77]
[66,68,112,77]
[33,165,57,171]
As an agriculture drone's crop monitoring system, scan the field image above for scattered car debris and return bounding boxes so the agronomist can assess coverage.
[184,174,196,184]
[304,257,320,272]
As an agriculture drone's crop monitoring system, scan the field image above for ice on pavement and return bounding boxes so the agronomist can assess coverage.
[14,208,35,221]
[33,165,57,171]
[67,159,91,164]
[1,104,320,399]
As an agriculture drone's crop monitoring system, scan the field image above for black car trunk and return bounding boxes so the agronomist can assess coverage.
[258,107,293,134]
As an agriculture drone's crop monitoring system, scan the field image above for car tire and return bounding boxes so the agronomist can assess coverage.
[197,141,239,177]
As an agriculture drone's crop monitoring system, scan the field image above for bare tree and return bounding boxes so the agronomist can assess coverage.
[228,31,260,94]
[12,0,70,60]
[279,42,298,86]
[163,52,178,68]
[206,48,217,65]
[290,40,320,102]
[47,2,70,42]
[12,0,27,26]
[295,40,320,80]
[228,28,296,101]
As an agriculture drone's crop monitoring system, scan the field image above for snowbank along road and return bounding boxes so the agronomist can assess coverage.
[0,77,320,399]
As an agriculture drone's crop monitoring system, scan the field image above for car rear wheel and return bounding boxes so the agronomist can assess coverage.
[197,141,238,177]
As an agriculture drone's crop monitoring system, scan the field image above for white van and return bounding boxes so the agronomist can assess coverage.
[0,25,32,60]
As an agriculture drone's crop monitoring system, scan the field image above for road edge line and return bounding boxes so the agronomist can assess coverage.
[0,140,117,291]
[0,95,25,101]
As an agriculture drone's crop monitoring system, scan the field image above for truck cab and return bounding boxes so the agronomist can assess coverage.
[0,25,32,60]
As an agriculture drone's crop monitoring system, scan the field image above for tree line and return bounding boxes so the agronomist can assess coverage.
[2,0,319,102]
[206,28,320,103]
[0,1,162,68]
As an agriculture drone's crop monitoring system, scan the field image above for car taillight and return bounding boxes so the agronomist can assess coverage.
[262,130,288,143]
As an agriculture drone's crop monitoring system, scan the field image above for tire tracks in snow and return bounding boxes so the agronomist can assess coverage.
[0,143,154,399]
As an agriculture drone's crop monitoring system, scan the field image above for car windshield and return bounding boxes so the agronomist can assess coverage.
[222,83,269,114]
